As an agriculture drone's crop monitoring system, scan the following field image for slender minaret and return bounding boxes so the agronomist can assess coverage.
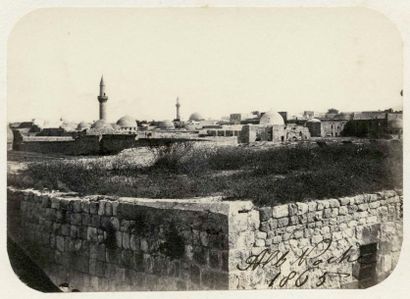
[97,75,108,121]
[175,97,181,121]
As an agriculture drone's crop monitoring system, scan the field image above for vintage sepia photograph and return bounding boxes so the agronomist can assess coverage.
[6,7,403,292]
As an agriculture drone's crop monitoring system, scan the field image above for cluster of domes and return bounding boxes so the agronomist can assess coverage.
[259,110,285,126]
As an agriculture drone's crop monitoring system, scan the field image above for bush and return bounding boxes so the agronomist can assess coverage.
[10,141,402,206]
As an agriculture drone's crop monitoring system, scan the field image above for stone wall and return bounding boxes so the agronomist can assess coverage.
[229,190,403,289]
[12,134,138,155]
[7,187,402,291]
[13,135,100,155]
[7,187,243,291]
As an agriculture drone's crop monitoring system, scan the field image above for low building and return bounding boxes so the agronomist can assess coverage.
[320,120,349,137]
[306,118,321,137]
[239,110,286,143]
[204,124,243,137]
[342,111,402,138]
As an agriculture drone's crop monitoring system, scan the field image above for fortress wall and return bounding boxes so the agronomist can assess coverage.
[7,187,403,291]
[13,136,100,155]
[7,187,236,291]
[99,135,138,154]
[229,190,403,289]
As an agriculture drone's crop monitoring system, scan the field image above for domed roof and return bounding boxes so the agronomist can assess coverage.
[91,119,111,129]
[60,121,77,132]
[158,120,175,130]
[189,112,204,121]
[77,121,91,131]
[116,115,136,128]
[259,110,285,126]
[307,118,321,123]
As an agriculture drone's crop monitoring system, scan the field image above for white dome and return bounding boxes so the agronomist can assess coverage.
[91,120,111,129]
[158,120,175,130]
[307,118,321,123]
[61,121,77,131]
[116,115,137,128]
[189,112,204,121]
[259,111,285,126]
[77,121,91,130]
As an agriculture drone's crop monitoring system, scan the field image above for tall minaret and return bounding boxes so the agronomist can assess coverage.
[175,97,181,121]
[97,75,108,121]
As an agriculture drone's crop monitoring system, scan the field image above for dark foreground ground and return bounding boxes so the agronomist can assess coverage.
[7,237,61,292]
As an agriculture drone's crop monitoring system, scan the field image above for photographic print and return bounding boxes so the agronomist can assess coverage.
[6,7,403,292]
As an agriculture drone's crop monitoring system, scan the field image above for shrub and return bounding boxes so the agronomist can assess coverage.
[10,141,402,206]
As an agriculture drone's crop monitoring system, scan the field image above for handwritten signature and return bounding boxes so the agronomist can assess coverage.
[237,236,374,288]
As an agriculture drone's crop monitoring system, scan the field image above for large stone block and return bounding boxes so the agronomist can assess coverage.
[259,207,272,222]
[328,199,340,208]
[90,244,106,261]
[338,197,351,206]
[317,200,330,210]
[308,201,317,212]
[89,201,99,214]
[277,217,289,228]
[271,205,289,218]
[56,236,65,252]
[104,201,113,216]
[98,200,106,216]
[87,227,98,242]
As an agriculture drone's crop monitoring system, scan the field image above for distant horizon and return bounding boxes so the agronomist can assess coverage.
[7,8,403,123]
[7,103,403,125]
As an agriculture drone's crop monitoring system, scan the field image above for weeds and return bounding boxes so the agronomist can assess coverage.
[8,141,402,206]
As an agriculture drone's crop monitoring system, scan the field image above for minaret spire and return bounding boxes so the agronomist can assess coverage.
[175,97,181,121]
[97,75,108,121]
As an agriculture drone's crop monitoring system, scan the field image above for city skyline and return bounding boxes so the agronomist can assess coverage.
[8,8,403,123]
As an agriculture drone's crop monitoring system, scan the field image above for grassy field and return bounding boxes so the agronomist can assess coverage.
[7,141,402,206]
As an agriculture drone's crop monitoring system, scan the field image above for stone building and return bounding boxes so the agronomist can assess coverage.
[306,118,321,137]
[239,110,286,143]
[320,119,349,137]
[204,124,242,137]
[342,111,403,138]
[285,123,311,141]
[229,112,260,125]
[238,110,311,143]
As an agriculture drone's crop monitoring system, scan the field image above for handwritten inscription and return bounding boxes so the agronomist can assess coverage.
[237,236,374,288]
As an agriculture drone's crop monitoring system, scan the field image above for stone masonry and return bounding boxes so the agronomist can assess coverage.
[7,187,402,291]
[229,190,403,289]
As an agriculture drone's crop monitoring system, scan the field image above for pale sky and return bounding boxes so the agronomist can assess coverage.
[7,7,403,123]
